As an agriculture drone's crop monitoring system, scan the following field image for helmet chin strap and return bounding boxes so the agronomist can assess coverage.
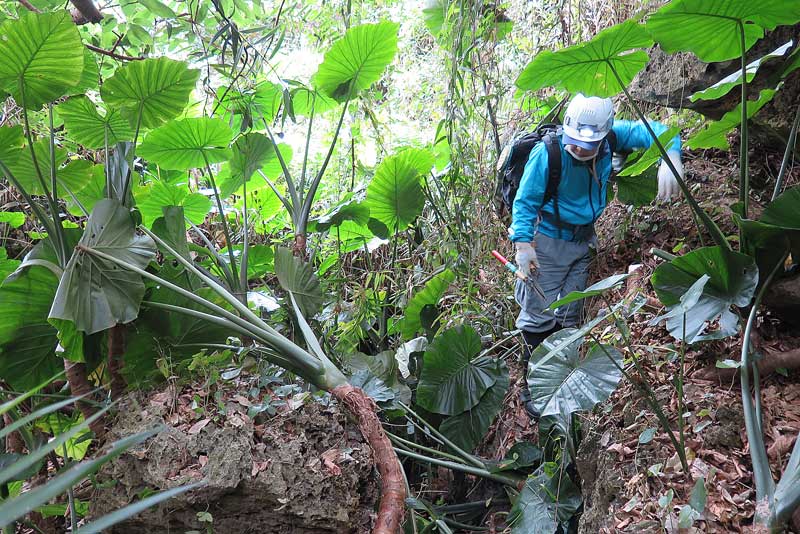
[565,145,597,162]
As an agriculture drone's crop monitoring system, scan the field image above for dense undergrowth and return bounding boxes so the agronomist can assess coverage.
[1,0,800,533]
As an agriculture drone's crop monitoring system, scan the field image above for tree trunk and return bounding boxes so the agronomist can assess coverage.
[64,360,105,438]
[332,384,405,534]
[108,324,127,400]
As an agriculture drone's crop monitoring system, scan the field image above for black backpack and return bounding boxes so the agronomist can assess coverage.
[494,125,618,224]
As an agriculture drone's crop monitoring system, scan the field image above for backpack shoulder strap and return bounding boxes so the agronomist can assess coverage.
[606,129,617,152]
[542,133,561,204]
[542,133,562,238]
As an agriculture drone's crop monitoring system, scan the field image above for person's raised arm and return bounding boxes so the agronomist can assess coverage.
[613,119,683,201]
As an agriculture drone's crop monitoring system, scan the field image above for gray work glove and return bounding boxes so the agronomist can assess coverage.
[514,241,538,277]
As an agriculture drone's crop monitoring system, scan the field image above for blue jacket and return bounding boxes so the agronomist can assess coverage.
[509,119,681,242]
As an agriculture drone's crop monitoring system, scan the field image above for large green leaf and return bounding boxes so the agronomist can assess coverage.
[220,132,275,197]
[618,127,681,177]
[218,244,274,280]
[290,87,338,117]
[399,269,455,339]
[0,126,24,168]
[516,20,652,97]
[309,195,371,233]
[273,246,324,317]
[49,199,156,334]
[547,273,629,310]
[365,148,434,234]
[509,463,582,534]
[646,0,800,63]
[0,265,62,390]
[651,246,758,343]
[218,142,292,198]
[0,249,20,281]
[68,48,100,96]
[151,206,191,261]
[686,88,778,150]
[440,359,509,452]
[416,325,498,416]
[57,96,134,149]
[761,186,800,230]
[615,172,657,206]
[528,329,623,419]
[313,21,399,102]
[138,117,233,170]
[690,41,793,102]
[135,181,211,227]
[5,140,96,196]
[733,188,800,289]
[0,12,84,109]
[100,57,200,129]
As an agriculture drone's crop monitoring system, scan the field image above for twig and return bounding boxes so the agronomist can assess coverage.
[85,43,145,61]
[18,0,41,13]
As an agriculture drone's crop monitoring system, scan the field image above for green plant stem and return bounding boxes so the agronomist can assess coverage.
[141,227,281,337]
[48,104,57,202]
[588,332,687,474]
[608,63,730,251]
[61,444,78,532]
[0,162,56,239]
[263,122,298,211]
[299,94,316,196]
[185,219,236,289]
[738,22,749,219]
[387,432,466,464]
[741,251,788,514]
[124,103,144,204]
[398,402,486,469]
[143,301,312,378]
[651,247,677,262]
[677,314,687,469]
[203,155,239,285]
[0,372,64,418]
[773,106,800,201]
[256,168,293,213]
[599,296,690,473]
[20,94,66,265]
[239,180,249,302]
[298,97,351,235]
[394,448,520,487]
[80,244,326,382]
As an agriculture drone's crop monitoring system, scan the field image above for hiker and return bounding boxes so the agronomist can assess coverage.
[510,93,683,417]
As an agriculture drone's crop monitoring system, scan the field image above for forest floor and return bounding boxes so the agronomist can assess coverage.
[485,147,800,533]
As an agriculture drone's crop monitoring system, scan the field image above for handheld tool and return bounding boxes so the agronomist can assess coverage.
[491,249,546,300]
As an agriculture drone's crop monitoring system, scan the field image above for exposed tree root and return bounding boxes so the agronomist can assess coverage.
[332,384,405,534]
[108,324,127,400]
[64,360,105,438]
[699,348,800,382]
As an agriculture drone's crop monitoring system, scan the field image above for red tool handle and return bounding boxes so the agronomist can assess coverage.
[491,249,509,265]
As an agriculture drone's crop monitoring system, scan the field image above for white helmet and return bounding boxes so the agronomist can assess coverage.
[562,94,614,148]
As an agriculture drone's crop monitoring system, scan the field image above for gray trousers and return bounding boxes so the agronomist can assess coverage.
[515,233,593,333]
